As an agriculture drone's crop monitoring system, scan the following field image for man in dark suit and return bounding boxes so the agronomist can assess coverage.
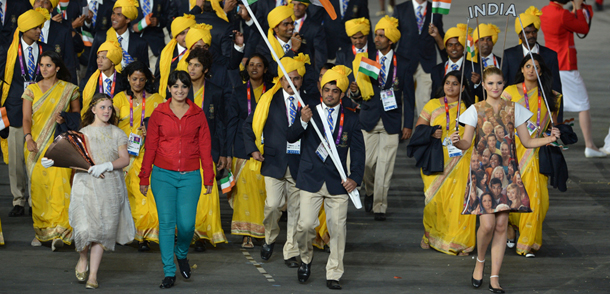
[359,16,410,221]
[322,0,369,60]
[0,0,32,48]
[394,0,444,121]
[336,17,372,106]
[291,0,327,73]
[0,10,53,217]
[290,65,364,290]
[243,55,312,269]
[85,1,149,85]
[131,0,172,68]
[242,0,279,59]
[81,0,116,72]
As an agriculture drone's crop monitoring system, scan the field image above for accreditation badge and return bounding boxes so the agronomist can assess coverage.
[380,88,398,111]
[286,140,301,155]
[445,138,462,158]
[23,81,34,91]
[128,133,143,156]
[526,121,537,136]
[315,142,328,162]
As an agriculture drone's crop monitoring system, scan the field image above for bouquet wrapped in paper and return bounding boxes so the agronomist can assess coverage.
[44,130,96,173]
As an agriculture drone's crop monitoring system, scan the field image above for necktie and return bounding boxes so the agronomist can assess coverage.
[0,3,4,25]
[380,56,387,88]
[358,48,365,53]
[451,64,459,71]
[39,31,45,43]
[482,57,488,68]
[283,43,291,53]
[341,0,349,19]
[90,0,98,27]
[288,96,296,126]
[416,5,424,33]
[27,46,35,79]
[105,78,112,96]
[327,108,335,133]
[117,36,135,65]
[142,0,152,16]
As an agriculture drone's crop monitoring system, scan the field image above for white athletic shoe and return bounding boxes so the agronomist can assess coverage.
[585,148,606,158]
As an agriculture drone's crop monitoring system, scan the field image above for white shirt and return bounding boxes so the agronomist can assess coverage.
[301,103,340,130]
[294,14,307,33]
[85,0,103,27]
[41,19,51,44]
[277,36,292,53]
[377,49,394,81]
[20,38,40,76]
[177,43,186,61]
[1,1,6,25]
[275,0,286,7]
[116,29,130,68]
[354,42,368,54]
[522,43,539,56]
[480,53,499,68]
[101,70,116,92]
[412,0,427,16]
[446,57,464,73]
[283,89,300,126]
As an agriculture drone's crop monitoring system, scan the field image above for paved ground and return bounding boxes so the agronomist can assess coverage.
[1,1,610,293]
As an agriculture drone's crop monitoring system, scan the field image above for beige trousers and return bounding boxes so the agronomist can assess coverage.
[297,183,348,281]
[362,119,399,213]
[414,63,433,118]
[8,126,28,207]
[263,168,300,260]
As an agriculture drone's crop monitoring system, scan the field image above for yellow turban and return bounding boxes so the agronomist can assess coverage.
[113,0,140,21]
[472,23,500,44]
[515,6,542,36]
[444,23,471,47]
[81,40,123,116]
[30,0,60,8]
[186,23,213,48]
[98,40,123,68]
[374,15,400,43]
[267,6,296,62]
[278,53,310,79]
[289,0,310,6]
[345,17,370,37]
[321,65,352,93]
[210,0,229,22]
[18,8,49,32]
[171,14,196,38]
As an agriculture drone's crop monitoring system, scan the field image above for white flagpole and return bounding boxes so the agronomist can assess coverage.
[456,17,469,131]
[242,1,362,208]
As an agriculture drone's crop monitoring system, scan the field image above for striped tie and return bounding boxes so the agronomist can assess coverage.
[117,36,135,65]
[288,96,296,126]
[379,56,387,88]
[0,4,4,26]
[482,57,488,68]
[105,78,112,96]
[90,0,98,27]
[27,46,35,79]
[327,108,335,133]
[142,0,152,16]
[451,64,459,71]
[39,31,45,43]
[341,0,349,19]
[416,5,424,33]
[283,43,290,53]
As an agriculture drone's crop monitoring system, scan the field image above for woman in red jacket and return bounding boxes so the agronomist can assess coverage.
[139,70,215,289]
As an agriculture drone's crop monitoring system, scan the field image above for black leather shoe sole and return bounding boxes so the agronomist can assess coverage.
[285,257,300,268]
[261,243,274,260]
[9,205,24,217]
[327,280,342,290]
[177,258,191,279]
[364,195,373,212]
[298,262,311,283]
[159,276,176,288]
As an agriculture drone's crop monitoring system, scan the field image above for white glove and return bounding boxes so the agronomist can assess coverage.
[41,157,54,168]
[88,162,113,178]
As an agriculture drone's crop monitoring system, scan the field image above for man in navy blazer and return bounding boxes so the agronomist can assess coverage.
[289,66,364,290]
[130,0,172,66]
[336,17,373,105]
[291,0,327,74]
[0,0,32,48]
[243,55,314,269]
[322,0,369,60]
[394,0,444,118]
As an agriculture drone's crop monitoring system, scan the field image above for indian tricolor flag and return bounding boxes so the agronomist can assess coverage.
[59,0,70,18]
[358,57,381,79]
[466,34,476,58]
[0,107,9,131]
[219,171,236,194]
[432,0,451,15]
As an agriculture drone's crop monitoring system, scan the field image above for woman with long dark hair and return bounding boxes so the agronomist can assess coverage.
[113,61,165,252]
[22,50,80,251]
[415,70,476,256]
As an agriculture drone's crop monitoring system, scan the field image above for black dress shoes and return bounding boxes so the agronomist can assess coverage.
[374,213,386,221]
[285,257,300,268]
[9,205,24,217]
[194,240,206,252]
[364,195,373,212]
[138,241,151,252]
[297,262,311,283]
[327,280,342,290]
[489,284,505,293]
[159,276,176,288]
[261,242,274,260]
[176,258,191,279]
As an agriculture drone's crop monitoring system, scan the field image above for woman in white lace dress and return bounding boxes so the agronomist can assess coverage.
[42,93,135,289]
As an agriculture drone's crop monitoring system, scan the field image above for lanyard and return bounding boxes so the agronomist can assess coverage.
[352,45,367,55]
[17,43,42,81]
[295,14,306,33]
[129,91,146,128]
[98,71,117,97]
[376,53,397,88]
[319,98,345,145]
[522,83,541,129]
[246,80,267,115]
[443,96,452,131]
[171,48,187,63]
[444,60,461,75]
[482,54,498,67]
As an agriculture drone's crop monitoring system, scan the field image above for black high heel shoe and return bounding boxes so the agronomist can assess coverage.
[472,258,485,288]
[488,275,505,293]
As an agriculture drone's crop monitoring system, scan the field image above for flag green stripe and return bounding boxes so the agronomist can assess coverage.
[359,67,379,79]
[432,7,450,15]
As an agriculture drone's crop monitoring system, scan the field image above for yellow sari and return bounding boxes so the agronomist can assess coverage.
[114,91,165,243]
[23,81,79,244]
[420,98,476,255]
[503,85,558,255]
[230,84,266,238]
[192,85,227,245]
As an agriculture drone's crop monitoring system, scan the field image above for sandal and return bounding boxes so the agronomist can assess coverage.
[420,239,430,249]
[242,236,254,249]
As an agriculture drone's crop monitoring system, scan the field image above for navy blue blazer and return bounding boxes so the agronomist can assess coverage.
[243,90,313,179]
[335,41,373,84]
[54,1,87,57]
[256,39,317,95]
[0,0,31,48]
[430,58,481,101]
[81,0,116,38]
[131,0,171,56]
[243,0,274,59]
[85,30,150,81]
[296,14,327,73]
[359,50,411,132]
[187,79,227,163]
[322,0,369,60]
[0,41,53,127]
[287,104,365,195]
[45,21,79,85]
[84,71,127,107]
[227,81,273,159]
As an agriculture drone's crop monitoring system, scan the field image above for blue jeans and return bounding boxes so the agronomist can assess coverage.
[151,166,202,277]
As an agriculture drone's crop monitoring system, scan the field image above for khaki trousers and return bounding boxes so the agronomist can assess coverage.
[263,168,300,260]
[414,63,432,117]
[362,119,399,213]
[297,183,348,281]
[8,126,28,207]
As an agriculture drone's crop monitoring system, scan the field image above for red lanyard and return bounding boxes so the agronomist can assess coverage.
[352,45,367,55]
[171,48,186,63]
[444,61,461,75]
[376,53,397,88]
[443,96,451,131]
[246,80,267,115]
[295,14,306,33]
[319,98,345,145]
[129,91,145,128]
[522,83,541,129]
[98,71,117,97]
[17,43,42,81]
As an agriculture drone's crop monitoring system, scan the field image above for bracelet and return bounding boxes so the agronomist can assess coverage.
[24,133,31,140]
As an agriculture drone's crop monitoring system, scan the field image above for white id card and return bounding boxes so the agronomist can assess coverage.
[446,141,463,158]
[315,142,328,162]
[380,88,398,111]
[526,121,537,136]
[128,133,143,156]
[286,140,301,154]
[442,137,451,146]
[24,81,34,91]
